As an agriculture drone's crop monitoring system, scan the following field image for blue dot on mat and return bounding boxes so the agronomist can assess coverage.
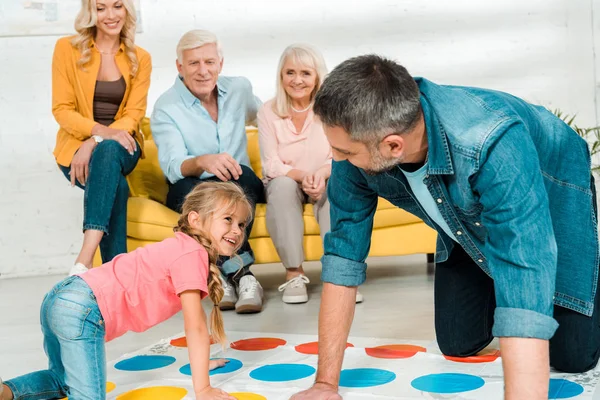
[114,355,176,371]
[411,373,485,394]
[338,368,396,388]
[179,358,243,376]
[249,364,315,382]
[549,379,584,399]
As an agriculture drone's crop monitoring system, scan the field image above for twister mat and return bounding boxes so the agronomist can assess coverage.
[105,331,600,399]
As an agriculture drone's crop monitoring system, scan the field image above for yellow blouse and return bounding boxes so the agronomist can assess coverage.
[51,36,152,166]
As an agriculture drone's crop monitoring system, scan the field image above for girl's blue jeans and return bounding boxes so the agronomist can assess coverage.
[5,276,106,400]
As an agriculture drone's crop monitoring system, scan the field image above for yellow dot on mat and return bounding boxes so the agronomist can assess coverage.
[230,393,267,400]
[116,386,187,400]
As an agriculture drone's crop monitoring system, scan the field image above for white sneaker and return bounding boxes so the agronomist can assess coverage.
[356,290,364,303]
[69,262,88,276]
[235,275,264,314]
[279,275,310,304]
[219,277,238,311]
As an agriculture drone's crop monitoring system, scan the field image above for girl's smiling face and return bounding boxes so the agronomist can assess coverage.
[206,205,248,256]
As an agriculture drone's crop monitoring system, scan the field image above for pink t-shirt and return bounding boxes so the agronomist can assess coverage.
[257,99,332,181]
[80,232,209,342]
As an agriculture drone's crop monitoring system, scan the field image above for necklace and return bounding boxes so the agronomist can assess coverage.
[290,103,312,113]
[95,44,119,55]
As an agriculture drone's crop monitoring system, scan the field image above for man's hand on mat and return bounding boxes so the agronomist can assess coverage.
[70,138,95,186]
[195,385,235,399]
[209,358,230,371]
[290,382,342,400]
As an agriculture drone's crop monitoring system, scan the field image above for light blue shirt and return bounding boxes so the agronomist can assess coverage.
[400,163,458,242]
[151,75,262,183]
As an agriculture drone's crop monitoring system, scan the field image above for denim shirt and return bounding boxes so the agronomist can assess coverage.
[151,75,261,183]
[323,78,599,339]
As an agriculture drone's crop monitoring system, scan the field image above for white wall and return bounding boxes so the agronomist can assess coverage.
[0,0,598,277]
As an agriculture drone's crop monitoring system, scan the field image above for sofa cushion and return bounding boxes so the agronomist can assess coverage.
[126,118,169,204]
[246,126,263,179]
[250,199,423,238]
[127,197,178,241]
[126,195,426,243]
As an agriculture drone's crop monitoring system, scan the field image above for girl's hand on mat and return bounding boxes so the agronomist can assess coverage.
[290,382,342,400]
[195,385,236,399]
[209,358,230,370]
[70,138,95,186]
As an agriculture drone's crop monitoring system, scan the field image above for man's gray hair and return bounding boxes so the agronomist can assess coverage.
[313,54,421,143]
[176,29,223,63]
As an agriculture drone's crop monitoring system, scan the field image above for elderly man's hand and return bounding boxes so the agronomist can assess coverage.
[198,153,243,181]
[290,383,342,400]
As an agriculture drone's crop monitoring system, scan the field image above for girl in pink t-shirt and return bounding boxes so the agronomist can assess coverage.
[2,182,251,400]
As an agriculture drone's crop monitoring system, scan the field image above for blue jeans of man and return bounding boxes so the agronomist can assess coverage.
[5,276,106,400]
[165,164,265,280]
[59,140,140,263]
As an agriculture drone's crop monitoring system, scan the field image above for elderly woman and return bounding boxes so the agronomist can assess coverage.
[258,44,362,304]
[52,0,151,275]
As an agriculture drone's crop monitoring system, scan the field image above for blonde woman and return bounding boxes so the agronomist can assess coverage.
[258,44,362,304]
[52,0,151,275]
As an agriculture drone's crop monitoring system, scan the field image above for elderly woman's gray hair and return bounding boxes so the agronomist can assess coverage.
[176,29,223,63]
[273,43,328,118]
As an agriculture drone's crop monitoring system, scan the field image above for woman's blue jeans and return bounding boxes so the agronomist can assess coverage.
[59,140,140,263]
[5,276,106,400]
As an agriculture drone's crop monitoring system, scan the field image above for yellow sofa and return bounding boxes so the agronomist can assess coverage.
[94,118,437,266]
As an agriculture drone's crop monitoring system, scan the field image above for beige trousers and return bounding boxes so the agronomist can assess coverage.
[265,176,330,269]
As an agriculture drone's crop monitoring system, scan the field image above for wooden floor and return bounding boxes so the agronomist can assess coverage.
[0,255,435,378]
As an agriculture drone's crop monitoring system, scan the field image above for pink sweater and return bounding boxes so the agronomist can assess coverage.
[257,99,332,181]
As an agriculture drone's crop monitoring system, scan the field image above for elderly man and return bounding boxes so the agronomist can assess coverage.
[292,55,600,400]
[151,30,265,314]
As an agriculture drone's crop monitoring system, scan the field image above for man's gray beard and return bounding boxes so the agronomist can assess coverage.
[364,148,402,176]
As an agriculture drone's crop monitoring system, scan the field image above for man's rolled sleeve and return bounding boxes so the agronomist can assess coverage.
[169,155,196,183]
[493,307,559,339]
[321,255,367,286]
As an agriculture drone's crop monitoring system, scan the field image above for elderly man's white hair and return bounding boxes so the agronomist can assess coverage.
[176,29,223,63]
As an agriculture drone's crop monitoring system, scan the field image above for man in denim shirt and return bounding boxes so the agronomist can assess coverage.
[151,30,265,314]
[292,55,600,400]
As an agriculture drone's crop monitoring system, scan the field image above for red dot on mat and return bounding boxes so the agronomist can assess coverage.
[443,349,500,363]
[231,337,287,351]
[170,336,215,348]
[365,344,427,359]
[295,341,354,355]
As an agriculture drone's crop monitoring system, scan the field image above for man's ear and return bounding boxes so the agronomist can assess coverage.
[176,59,183,75]
[380,134,404,158]
[218,57,224,74]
